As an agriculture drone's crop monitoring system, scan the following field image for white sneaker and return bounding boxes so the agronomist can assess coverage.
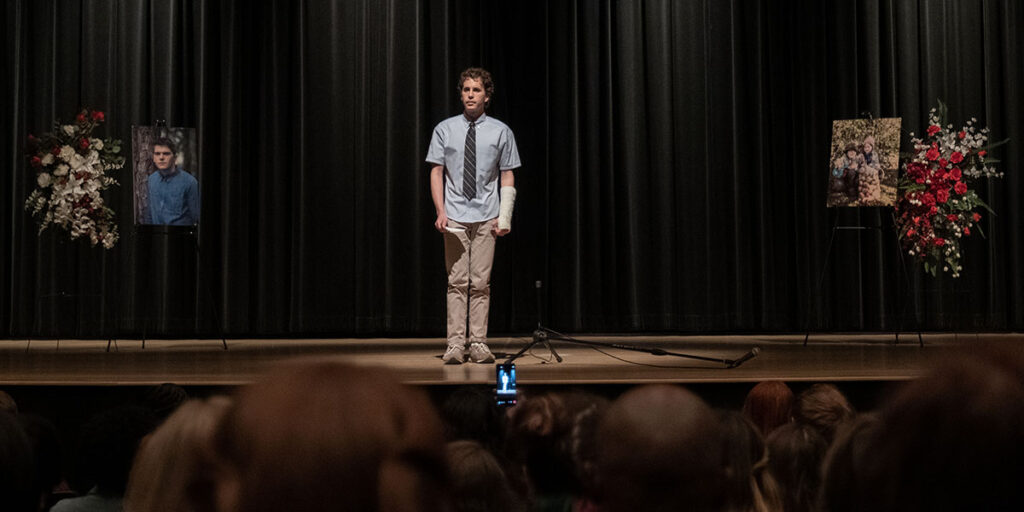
[469,342,495,364]
[442,345,465,365]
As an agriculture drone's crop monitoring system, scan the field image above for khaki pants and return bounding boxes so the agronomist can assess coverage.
[444,219,496,348]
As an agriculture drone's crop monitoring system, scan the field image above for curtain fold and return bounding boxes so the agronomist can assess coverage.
[2,0,1022,338]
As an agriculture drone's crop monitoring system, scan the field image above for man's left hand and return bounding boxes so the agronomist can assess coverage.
[493,218,510,236]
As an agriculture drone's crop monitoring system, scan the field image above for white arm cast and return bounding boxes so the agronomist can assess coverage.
[498,186,516,230]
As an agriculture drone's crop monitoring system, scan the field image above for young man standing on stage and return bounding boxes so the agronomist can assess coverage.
[426,67,520,364]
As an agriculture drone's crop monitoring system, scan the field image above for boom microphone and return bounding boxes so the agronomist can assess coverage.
[728,347,760,368]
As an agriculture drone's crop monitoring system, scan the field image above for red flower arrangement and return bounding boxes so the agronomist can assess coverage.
[894,101,1007,277]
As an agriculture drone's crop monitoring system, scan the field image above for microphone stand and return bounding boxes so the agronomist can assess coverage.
[504,281,760,369]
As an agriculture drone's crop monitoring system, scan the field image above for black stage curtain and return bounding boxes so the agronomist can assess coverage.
[2,0,1022,338]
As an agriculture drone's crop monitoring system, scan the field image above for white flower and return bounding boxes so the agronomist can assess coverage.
[58,146,75,162]
[41,153,54,166]
[62,125,76,136]
[69,153,85,169]
[37,173,52,188]
[54,164,69,176]
[90,138,104,150]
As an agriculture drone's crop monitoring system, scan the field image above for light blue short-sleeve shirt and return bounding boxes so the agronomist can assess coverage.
[425,113,521,223]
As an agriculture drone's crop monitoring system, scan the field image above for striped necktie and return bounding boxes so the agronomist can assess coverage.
[463,121,476,199]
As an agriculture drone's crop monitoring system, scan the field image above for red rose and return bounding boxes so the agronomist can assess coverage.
[926,145,940,161]
[907,162,926,177]
[950,151,963,164]
[912,216,921,225]
[972,212,982,222]
[79,138,90,149]
[76,112,86,123]
[978,150,987,157]
[921,193,936,206]
[91,111,105,122]
[938,158,948,169]
[958,131,966,139]
[934,238,945,246]
[51,146,61,156]
[907,229,916,237]
[947,214,958,222]
[963,227,971,236]
[935,189,949,203]
[30,156,42,167]
[954,182,967,194]
[927,124,941,136]
[950,167,962,180]
[930,206,938,216]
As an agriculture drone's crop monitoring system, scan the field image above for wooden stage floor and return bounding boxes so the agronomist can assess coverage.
[2,333,1020,387]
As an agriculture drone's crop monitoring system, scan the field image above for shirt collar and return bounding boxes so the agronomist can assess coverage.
[158,166,181,180]
[462,112,487,126]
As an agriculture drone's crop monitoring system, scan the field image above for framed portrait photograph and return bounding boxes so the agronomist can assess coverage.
[131,126,200,226]
[827,117,901,207]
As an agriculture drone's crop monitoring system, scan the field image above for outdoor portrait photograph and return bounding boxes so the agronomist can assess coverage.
[827,117,901,207]
[131,126,200,226]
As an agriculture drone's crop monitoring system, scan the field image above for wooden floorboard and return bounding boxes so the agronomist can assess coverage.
[2,333,1020,387]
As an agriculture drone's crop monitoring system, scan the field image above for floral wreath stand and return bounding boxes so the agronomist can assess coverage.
[23,108,122,350]
[801,206,925,348]
[26,235,120,352]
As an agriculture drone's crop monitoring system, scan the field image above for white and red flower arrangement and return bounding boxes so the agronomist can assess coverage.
[25,108,124,249]
[895,101,1006,277]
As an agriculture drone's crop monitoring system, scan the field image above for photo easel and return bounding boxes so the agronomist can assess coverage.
[130,119,225,349]
[802,209,923,347]
[807,112,921,346]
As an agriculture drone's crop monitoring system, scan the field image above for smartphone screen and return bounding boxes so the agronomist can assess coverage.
[495,363,517,407]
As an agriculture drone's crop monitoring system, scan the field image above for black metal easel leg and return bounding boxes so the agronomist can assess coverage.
[804,216,841,346]
[194,234,228,350]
